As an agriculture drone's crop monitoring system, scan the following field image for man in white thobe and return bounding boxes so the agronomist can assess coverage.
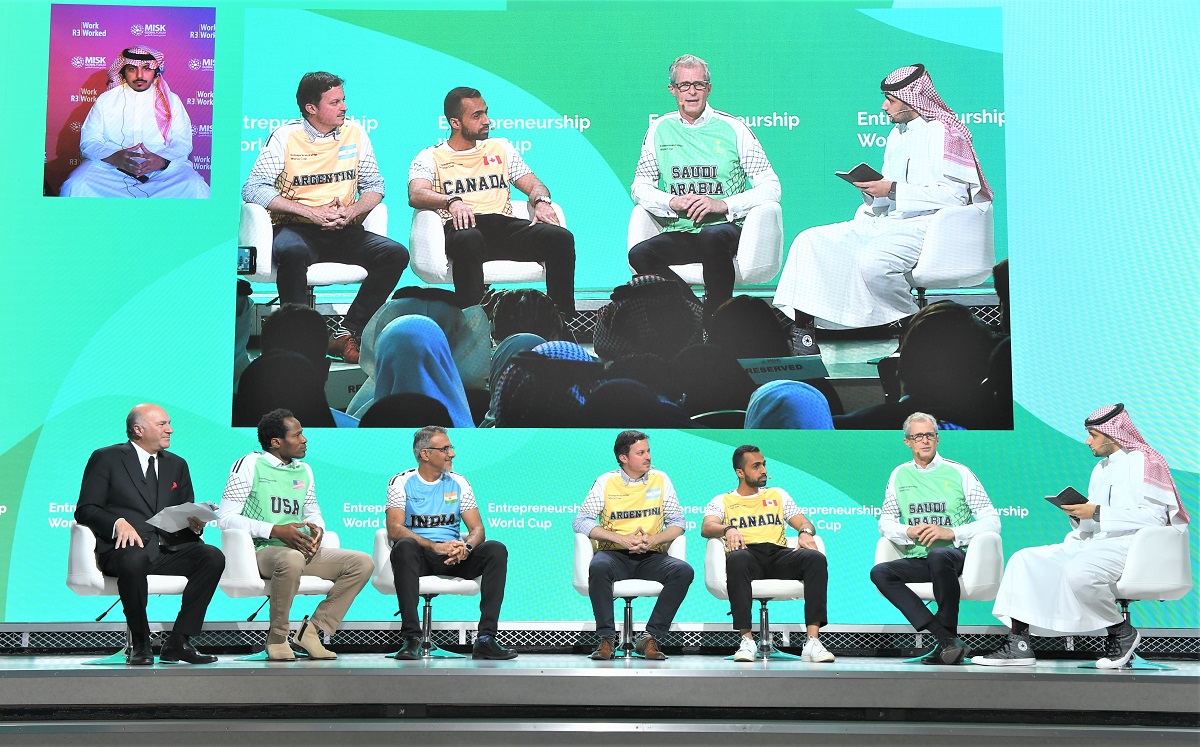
[974,403,1189,669]
[60,46,209,198]
[773,64,991,353]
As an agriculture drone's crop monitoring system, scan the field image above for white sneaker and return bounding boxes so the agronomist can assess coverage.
[801,637,835,663]
[733,636,757,662]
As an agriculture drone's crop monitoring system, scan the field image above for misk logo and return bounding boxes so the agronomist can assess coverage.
[188,58,215,72]
[191,124,213,138]
[131,23,167,37]
[75,56,107,69]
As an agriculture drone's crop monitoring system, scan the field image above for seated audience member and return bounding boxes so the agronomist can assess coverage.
[242,71,409,363]
[579,379,692,428]
[745,381,834,430]
[630,54,782,319]
[593,275,703,362]
[706,296,791,360]
[479,333,546,428]
[234,281,254,390]
[233,351,337,428]
[60,46,209,198]
[357,393,454,429]
[532,340,593,362]
[358,288,491,394]
[346,316,474,427]
[494,353,605,427]
[490,289,573,344]
[409,87,576,313]
[605,354,680,404]
[670,345,758,417]
[256,303,358,427]
[834,301,996,430]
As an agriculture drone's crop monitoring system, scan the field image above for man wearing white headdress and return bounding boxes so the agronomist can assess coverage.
[60,45,209,198]
[974,403,1189,669]
[773,64,991,353]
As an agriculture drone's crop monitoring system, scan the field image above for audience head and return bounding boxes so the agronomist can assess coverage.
[605,354,679,403]
[494,352,602,427]
[670,345,758,416]
[745,380,834,430]
[593,275,703,361]
[897,301,995,417]
[369,315,473,428]
[490,289,568,343]
[581,379,691,429]
[261,304,330,378]
[706,296,791,360]
[358,394,453,429]
[233,351,337,428]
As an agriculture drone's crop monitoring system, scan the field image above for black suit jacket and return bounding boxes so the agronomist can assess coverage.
[75,442,202,561]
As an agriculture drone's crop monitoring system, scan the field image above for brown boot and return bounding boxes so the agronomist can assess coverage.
[589,638,615,660]
[634,634,666,660]
[327,332,361,364]
[295,618,337,660]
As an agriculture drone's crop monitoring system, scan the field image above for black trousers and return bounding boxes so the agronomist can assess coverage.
[869,546,967,633]
[389,537,508,637]
[99,541,225,639]
[628,222,741,309]
[444,213,576,313]
[588,549,693,640]
[272,223,410,333]
[726,543,828,631]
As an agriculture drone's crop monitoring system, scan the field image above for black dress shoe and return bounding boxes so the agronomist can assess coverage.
[127,637,154,666]
[919,638,968,665]
[472,635,518,660]
[159,635,218,665]
[392,636,424,661]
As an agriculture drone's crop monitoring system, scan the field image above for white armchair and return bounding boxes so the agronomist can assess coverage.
[67,521,188,664]
[872,531,1004,602]
[573,533,688,658]
[705,535,825,660]
[627,202,784,286]
[905,202,995,307]
[370,527,481,659]
[239,202,389,299]
[409,200,565,285]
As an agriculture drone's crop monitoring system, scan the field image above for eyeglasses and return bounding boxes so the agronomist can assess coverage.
[905,432,939,443]
[424,445,454,454]
[671,80,710,92]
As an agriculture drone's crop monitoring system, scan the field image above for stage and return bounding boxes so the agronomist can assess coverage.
[0,650,1195,744]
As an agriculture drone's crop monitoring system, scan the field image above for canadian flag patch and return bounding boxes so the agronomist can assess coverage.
[763,499,778,506]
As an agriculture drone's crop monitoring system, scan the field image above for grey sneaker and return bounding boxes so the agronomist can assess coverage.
[791,326,821,357]
[1096,623,1140,669]
[972,633,1036,666]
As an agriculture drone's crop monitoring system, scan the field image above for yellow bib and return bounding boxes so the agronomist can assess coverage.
[273,124,362,225]
[722,489,787,548]
[596,472,667,552]
[430,140,514,222]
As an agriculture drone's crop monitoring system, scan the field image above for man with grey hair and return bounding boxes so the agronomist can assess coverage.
[384,426,517,660]
[869,412,1000,664]
[630,54,782,319]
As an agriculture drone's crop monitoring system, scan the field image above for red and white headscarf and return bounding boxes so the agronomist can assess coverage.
[881,64,993,202]
[106,46,174,143]
[1086,403,1189,525]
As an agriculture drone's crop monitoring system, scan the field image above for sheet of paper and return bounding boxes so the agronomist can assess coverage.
[147,503,218,533]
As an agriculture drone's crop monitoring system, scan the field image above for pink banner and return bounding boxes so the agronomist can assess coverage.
[44,4,215,195]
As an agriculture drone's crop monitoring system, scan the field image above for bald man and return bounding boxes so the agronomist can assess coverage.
[75,404,225,665]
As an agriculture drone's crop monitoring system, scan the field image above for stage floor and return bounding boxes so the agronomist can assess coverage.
[0,652,1195,744]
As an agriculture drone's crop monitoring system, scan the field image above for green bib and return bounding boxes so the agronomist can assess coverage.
[894,463,973,559]
[244,457,309,548]
[653,115,748,233]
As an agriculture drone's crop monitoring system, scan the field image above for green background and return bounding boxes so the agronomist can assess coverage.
[2,0,1195,630]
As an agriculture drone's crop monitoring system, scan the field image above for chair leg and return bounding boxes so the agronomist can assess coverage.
[756,599,801,660]
[419,594,464,659]
[618,597,636,658]
[915,287,928,308]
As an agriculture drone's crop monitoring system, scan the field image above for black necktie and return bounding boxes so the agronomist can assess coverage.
[146,455,159,498]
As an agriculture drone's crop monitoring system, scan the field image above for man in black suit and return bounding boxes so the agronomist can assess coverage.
[75,403,225,665]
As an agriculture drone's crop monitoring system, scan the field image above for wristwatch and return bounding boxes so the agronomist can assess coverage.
[534,195,552,205]
[799,527,815,536]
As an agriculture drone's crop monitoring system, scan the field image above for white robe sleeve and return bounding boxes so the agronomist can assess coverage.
[155,92,195,164]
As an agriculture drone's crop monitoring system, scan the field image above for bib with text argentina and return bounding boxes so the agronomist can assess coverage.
[596,472,667,552]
